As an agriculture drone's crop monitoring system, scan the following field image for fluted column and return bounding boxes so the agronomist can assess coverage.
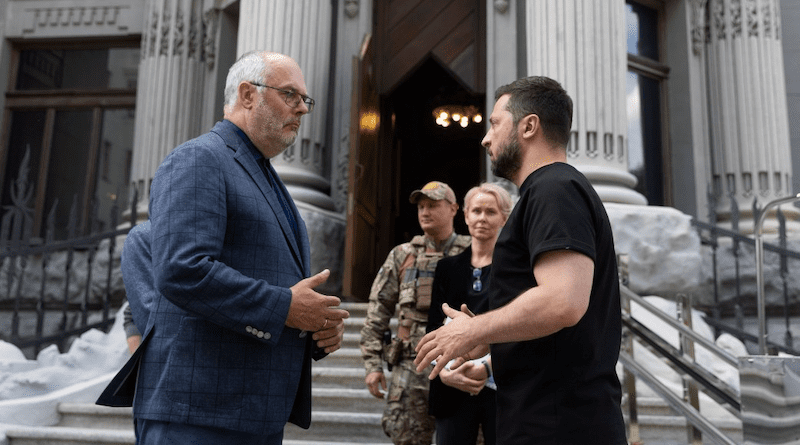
[704,0,796,232]
[524,0,646,205]
[131,0,209,218]
[237,0,335,211]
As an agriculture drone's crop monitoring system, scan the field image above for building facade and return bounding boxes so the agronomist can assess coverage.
[0,0,797,300]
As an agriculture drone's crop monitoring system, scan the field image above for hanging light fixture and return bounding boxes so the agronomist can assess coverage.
[433,105,482,128]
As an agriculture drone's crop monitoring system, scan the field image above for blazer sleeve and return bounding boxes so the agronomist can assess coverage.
[148,137,293,346]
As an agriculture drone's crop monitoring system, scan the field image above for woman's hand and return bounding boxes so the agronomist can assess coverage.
[439,361,487,396]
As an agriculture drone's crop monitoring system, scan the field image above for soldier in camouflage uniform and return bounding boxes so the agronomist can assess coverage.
[361,181,471,445]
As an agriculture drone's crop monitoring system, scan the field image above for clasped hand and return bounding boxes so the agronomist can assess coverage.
[414,303,489,379]
[287,269,349,353]
[440,361,487,396]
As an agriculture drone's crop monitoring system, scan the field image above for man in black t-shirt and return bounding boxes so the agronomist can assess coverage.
[415,76,627,444]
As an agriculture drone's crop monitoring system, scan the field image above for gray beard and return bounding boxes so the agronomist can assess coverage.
[490,134,522,181]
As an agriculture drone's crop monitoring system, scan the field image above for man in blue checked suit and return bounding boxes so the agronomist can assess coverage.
[103,51,350,445]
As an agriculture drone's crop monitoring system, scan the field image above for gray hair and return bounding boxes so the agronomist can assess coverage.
[463,182,513,219]
[223,51,270,108]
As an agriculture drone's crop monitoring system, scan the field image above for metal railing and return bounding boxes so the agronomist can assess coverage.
[0,169,137,357]
[692,191,800,355]
[620,282,741,445]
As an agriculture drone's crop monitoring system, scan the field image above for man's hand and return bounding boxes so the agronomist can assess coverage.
[313,318,345,353]
[414,303,489,379]
[439,361,487,396]
[365,371,387,399]
[286,269,349,332]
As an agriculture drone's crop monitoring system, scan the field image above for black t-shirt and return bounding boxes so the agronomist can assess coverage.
[488,163,626,444]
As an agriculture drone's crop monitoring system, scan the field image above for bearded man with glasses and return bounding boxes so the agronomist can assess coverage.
[98,51,349,445]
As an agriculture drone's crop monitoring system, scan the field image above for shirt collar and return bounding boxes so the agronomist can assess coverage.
[229,121,266,165]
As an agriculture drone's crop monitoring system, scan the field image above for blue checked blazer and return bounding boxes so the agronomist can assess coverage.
[105,120,318,435]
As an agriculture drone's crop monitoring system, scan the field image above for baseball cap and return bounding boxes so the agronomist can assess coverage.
[409,181,456,204]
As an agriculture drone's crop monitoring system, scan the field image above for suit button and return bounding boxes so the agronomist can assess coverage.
[246,326,253,334]
[299,331,307,338]
[257,331,264,338]
[263,332,272,340]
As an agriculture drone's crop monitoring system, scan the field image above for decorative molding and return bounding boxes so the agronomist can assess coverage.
[344,0,359,19]
[711,0,726,40]
[159,9,171,56]
[493,0,509,14]
[301,140,311,166]
[690,0,708,55]
[707,0,781,43]
[203,9,219,69]
[147,9,158,58]
[12,2,143,38]
[762,1,773,38]
[283,145,295,164]
[174,6,185,57]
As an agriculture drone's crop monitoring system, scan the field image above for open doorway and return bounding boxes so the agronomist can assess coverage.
[387,58,485,247]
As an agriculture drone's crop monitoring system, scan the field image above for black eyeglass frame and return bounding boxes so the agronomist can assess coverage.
[249,81,315,113]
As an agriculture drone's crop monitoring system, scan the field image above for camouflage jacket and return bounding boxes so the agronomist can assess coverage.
[360,232,471,375]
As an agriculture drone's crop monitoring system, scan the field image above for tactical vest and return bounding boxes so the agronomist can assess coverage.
[396,233,470,341]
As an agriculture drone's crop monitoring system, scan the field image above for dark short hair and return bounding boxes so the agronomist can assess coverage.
[495,76,573,148]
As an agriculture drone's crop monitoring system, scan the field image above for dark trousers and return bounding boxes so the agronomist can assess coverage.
[135,418,284,445]
[435,388,496,445]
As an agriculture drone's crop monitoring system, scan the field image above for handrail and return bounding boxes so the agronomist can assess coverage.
[754,193,800,355]
[623,314,740,411]
[619,351,739,445]
[621,286,738,367]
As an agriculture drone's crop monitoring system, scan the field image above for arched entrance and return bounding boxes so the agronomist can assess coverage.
[388,58,485,246]
[343,0,486,300]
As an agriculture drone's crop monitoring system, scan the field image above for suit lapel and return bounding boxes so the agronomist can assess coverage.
[213,122,306,271]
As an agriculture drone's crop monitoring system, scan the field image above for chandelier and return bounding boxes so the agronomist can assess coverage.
[432,105,482,128]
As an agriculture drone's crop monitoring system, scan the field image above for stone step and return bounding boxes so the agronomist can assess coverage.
[56,403,133,430]
[316,347,364,367]
[310,387,385,412]
[311,366,372,389]
[342,332,361,349]
[626,414,743,445]
[284,411,389,443]
[4,425,136,445]
[3,425,391,445]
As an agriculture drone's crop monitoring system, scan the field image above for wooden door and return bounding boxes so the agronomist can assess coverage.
[342,35,380,300]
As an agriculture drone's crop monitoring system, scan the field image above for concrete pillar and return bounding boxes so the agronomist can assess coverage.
[130,0,209,219]
[704,0,796,232]
[523,0,646,205]
[237,0,335,211]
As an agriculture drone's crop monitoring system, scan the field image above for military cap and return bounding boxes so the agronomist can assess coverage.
[409,181,456,204]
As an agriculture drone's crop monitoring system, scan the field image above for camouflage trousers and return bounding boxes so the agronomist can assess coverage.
[381,359,435,445]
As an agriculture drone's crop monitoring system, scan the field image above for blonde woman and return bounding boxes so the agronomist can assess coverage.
[426,182,512,445]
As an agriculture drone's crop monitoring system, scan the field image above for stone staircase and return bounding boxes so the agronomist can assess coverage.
[2,302,392,445]
[2,302,743,444]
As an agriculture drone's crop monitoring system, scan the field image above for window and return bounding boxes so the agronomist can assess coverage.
[1,41,138,240]
[626,1,669,205]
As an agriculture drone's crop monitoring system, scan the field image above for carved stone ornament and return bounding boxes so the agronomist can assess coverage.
[690,0,708,55]
[203,9,219,69]
[17,5,135,38]
[494,0,509,14]
[344,0,359,19]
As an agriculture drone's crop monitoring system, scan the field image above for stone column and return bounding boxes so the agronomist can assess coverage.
[703,0,796,232]
[237,0,335,211]
[524,0,646,205]
[131,0,209,219]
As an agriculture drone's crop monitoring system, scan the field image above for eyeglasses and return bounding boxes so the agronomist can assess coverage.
[472,267,482,292]
[249,82,315,113]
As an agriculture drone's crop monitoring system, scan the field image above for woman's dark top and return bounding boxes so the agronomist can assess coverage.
[427,246,493,417]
